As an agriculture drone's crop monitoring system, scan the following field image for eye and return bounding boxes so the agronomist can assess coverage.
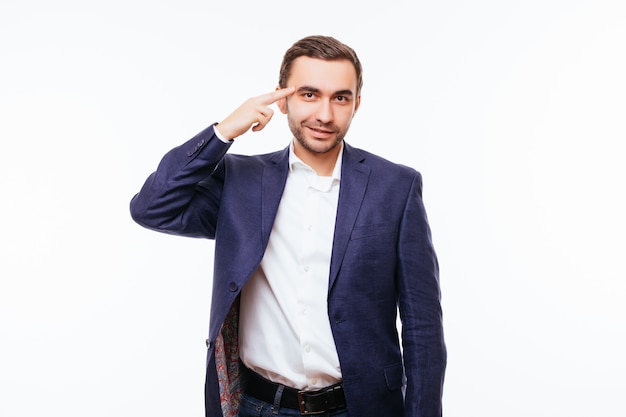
[303,92,315,99]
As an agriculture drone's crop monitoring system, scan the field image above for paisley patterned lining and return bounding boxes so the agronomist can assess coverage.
[215,301,242,417]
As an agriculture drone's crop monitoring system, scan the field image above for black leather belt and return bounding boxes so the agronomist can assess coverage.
[243,367,347,415]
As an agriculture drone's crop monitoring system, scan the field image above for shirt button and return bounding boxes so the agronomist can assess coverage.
[304,266,309,272]
[305,345,311,353]
[311,378,318,385]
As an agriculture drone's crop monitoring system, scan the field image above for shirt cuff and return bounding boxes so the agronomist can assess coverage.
[213,124,231,143]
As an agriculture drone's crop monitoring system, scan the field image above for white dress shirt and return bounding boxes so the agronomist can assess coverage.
[238,141,344,390]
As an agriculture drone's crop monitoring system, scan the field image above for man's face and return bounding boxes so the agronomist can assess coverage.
[277,56,360,158]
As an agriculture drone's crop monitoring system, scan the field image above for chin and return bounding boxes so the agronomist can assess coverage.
[300,137,341,154]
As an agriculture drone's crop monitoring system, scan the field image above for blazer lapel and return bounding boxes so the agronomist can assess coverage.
[329,143,370,292]
[258,143,369,292]
[261,147,290,247]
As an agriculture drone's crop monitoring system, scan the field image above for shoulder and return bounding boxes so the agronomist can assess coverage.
[222,147,289,169]
[344,142,421,182]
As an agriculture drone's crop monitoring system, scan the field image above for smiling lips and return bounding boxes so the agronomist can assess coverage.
[304,123,337,138]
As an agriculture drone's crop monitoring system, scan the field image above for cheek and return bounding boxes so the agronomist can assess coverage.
[337,109,356,127]
[286,101,309,120]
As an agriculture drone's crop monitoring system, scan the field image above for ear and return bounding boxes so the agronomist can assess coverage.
[276,86,288,114]
[353,95,361,114]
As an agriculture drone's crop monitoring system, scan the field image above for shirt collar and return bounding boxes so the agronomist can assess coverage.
[288,140,343,182]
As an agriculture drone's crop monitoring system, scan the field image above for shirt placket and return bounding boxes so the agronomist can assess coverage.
[297,175,324,388]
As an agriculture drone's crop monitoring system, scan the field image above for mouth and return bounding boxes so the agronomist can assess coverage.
[305,124,336,139]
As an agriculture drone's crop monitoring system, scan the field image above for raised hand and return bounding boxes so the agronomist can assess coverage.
[216,87,295,140]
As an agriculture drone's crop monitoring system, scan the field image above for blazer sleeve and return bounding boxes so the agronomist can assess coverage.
[129,124,232,239]
[398,172,446,417]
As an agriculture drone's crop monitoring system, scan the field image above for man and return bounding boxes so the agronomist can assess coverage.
[130,35,446,417]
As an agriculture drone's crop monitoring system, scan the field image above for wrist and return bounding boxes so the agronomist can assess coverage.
[213,123,233,143]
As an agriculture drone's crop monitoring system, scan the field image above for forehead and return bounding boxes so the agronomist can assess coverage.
[287,56,358,93]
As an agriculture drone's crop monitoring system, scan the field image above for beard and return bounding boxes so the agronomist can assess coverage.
[287,115,347,155]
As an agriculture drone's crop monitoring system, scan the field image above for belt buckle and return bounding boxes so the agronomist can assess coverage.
[297,390,325,415]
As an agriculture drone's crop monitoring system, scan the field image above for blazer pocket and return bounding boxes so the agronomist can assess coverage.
[383,363,405,391]
[350,221,397,240]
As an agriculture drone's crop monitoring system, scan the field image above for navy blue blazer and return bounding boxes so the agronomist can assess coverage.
[130,124,446,417]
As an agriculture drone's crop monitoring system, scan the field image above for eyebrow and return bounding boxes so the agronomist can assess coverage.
[297,86,354,97]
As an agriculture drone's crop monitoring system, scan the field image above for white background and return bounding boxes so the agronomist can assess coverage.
[1,0,625,416]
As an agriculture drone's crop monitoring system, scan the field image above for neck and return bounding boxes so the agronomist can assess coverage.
[293,141,342,176]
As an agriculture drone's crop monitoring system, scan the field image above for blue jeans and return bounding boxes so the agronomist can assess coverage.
[238,393,351,417]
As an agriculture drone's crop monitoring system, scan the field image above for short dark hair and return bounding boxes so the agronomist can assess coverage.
[279,35,363,95]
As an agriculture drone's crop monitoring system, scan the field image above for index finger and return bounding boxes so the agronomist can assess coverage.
[258,86,295,105]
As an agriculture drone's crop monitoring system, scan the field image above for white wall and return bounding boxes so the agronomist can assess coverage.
[1,1,624,415]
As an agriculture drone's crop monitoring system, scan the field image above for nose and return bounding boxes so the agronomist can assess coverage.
[315,100,333,123]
